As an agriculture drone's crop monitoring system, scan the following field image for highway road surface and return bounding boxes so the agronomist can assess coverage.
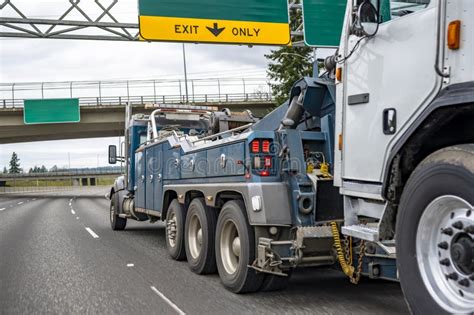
[0,196,409,314]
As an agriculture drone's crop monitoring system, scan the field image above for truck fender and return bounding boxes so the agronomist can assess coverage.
[383,81,474,198]
[379,82,474,240]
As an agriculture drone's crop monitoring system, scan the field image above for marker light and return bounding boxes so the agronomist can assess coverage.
[336,67,342,82]
[338,134,343,151]
[447,20,461,50]
[259,170,270,177]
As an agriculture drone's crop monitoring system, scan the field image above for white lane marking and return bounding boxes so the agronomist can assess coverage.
[85,227,99,239]
[71,209,76,215]
[17,202,23,205]
[150,286,185,315]
[0,208,5,211]
[126,263,134,267]
[76,217,80,220]
[32,198,36,201]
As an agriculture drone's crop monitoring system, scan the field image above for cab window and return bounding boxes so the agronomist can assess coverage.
[139,133,147,146]
[380,0,431,22]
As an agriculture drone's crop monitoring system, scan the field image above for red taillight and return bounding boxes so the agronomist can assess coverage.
[262,140,270,153]
[264,156,272,168]
[251,140,260,153]
[259,170,270,177]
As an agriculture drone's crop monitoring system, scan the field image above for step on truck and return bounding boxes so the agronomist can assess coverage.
[108,0,473,313]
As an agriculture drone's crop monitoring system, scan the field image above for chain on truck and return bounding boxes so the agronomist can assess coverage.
[107,0,473,313]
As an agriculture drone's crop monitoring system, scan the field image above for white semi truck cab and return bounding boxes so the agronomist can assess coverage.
[334,0,473,313]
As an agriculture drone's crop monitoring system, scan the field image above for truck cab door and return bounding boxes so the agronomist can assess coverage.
[152,145,164,212]
[145,147,155,211]
[341,0,442,185]
[135,150,146,209]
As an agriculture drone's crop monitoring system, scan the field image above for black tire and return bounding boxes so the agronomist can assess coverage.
[396,144,474,314]
[110,193,127,231]
[165,199,187,261]
[184,198,218,274]
[215,200,263,293]
[260,269,292,292]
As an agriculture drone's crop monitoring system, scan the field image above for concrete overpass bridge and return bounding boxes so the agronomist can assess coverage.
[0,169,122,187]
[0,78,277,144]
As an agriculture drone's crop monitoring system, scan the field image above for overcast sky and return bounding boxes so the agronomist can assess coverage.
[0,0,276,170]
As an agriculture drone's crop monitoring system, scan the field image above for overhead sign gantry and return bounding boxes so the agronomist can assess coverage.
[138,0,291,45]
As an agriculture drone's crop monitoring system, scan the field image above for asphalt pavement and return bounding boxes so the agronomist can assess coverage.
[0,196,409,314]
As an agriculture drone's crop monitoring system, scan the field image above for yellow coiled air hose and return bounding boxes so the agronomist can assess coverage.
[330,221,354,278]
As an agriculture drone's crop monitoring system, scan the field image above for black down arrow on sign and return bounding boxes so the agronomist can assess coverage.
[207,23,225,37]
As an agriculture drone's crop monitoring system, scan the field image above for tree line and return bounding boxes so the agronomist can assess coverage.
[1,152,59,174]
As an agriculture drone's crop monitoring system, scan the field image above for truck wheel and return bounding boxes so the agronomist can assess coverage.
[215,200,263,293]
[166,199,187,261]
[260,270,292,292]
[110,193,126,231]
[184,198,217,274]
[397,144,474,314]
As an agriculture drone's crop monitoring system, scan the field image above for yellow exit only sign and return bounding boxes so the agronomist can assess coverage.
[138,0,291,46]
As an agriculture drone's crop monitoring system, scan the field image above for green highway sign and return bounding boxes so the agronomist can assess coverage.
[24,98,80,125]
[138,0,291,45]
[302,0,347,47]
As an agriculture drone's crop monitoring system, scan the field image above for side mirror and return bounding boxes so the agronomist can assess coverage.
[354,0,379,37]
[108,145,117,164]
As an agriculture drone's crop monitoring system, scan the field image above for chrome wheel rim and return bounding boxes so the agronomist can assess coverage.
[220,219,241,275]
[167,212,177,248]
[416,195,474,313]
[188,213,202,259]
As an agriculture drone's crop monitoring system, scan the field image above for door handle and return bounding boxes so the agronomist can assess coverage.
[140,175,145,182]
[383,108,397,135]
[149,174,154,182]
[157,174,162,182]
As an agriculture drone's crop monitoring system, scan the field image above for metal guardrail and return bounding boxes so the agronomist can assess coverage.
[0,169,122,180]
[1,93,273,109]
[0,78,274,109]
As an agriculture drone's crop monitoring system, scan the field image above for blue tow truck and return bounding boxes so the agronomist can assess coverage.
[109,0,474,312]
[108,73,397,293]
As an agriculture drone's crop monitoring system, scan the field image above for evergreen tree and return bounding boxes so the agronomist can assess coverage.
[50,165,58,172]
[40,165,47,173]
[8,152,21,174]
[2,166,7,174]
[265,3,313,105]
